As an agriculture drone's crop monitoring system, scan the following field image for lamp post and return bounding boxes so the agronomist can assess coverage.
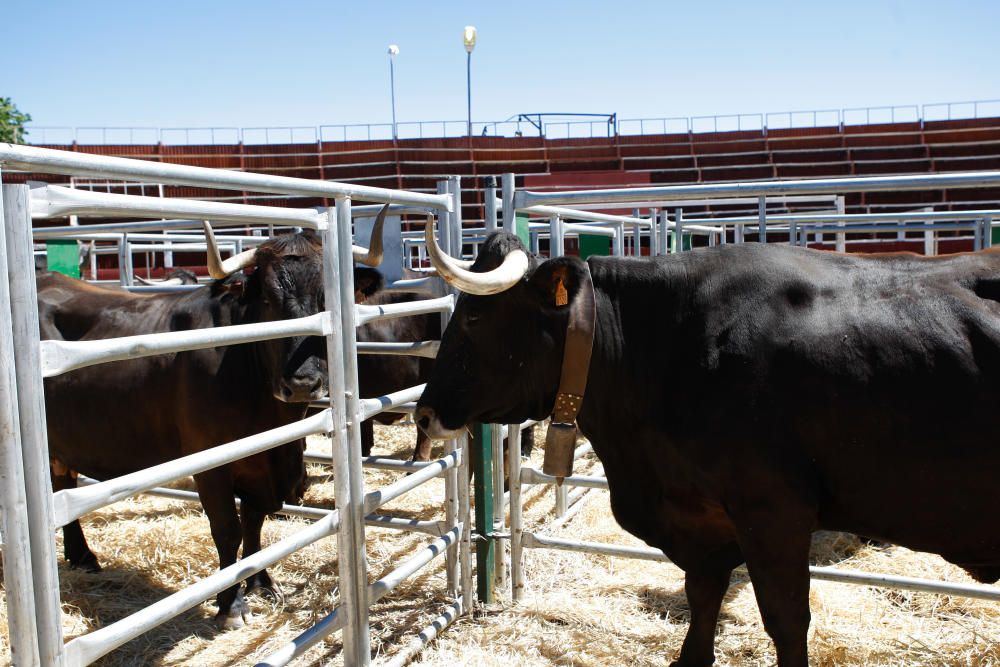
[463,26,476,136]
[388,44,399,140]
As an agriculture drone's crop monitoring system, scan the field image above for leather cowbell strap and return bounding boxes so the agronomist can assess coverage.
[550,262,597,424]
[543,261,597,480]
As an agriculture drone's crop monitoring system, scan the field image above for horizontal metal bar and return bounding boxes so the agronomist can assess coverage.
[33,218,278,237]
[689,209,1000,226]
[1,144,452,210]
[520,466,610,490]
[52,410,332,528]
[359,384,427,420]
[355,294,453,326]
[563,223,616,237]
[523,204,652,226]
[305,450,438,473]
[378,600,463,667]
[517,172,1000,208]
[356,340,439,358]
[41,311,331,377]
[30,184,323,228]
[256,527,460,667]
[383,276,439,295]
[526,533,1000,601]
[364,450,460,514]
[65,505,340,667]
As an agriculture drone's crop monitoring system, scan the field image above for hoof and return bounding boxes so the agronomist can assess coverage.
[215,591,250,630]
[246,574,284,604]
[70,553,102,573]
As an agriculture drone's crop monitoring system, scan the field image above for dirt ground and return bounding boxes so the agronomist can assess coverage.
[1,422,998,666]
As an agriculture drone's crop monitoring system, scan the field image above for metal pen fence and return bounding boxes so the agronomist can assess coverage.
[482,170,1000,607]
[0,143,470,667]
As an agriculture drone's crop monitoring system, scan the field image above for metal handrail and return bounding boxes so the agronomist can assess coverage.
[25,98,1000,145]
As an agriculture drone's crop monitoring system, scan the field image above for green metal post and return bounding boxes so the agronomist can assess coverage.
[471,422,495,604]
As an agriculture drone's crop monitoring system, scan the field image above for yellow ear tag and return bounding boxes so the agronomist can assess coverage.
[555,277,569,306]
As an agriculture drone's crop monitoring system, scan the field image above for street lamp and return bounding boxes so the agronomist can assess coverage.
[388,44,399,140]
[463,26,476,136]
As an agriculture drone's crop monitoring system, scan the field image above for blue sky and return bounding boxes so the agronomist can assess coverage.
[6,0,999,130]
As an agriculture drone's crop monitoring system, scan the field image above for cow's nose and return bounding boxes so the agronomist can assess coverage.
[278,374,324,402]
[414,406,434,434]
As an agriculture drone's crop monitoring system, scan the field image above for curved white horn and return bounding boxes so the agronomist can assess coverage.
[134,275,184,286]
[203,221,258,280]
[352,204,389,267]
[424,217,528,295]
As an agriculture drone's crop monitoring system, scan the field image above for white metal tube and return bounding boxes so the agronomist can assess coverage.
[4,184,66,666]
[332,197,372,665]
[484,177,498,233]
[30,184,323,228]
[502,173,516,235]
[520,467,610,490]
[563,222,615,237]
[359,384,427,420]
[363,451,460,514]
[0,183,43,667]
[516,171,1000,208]
[457,433,473,613]
[40,311,331,377]
[355,295,454,326]
[378,600,463,667]
[550,215,564,257]
[66,509,341,667]
[524,204,652,226]
[52,410,331,528]
[491,423,507,592]
[256,528,460,667]
[0,144,451,210]
[356,341,439,358]
[508,422,525,602]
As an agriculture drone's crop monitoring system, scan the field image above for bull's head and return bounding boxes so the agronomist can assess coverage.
[415,221,589,438]
[203,205,389,403]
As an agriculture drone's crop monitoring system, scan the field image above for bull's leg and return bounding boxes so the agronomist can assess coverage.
[50,462,100,571]
[672,565,734,667]
[195,470,248,629]
[411,428,433,462]
[241,507,283,603]
[732,510,813,667]
[361,419,375,457]
[520,425,535,458]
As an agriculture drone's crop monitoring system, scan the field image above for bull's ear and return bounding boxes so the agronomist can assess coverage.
[354,267,385,304]
[528,256,589,310]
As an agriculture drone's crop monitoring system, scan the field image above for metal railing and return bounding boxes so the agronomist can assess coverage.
[0,144,468,667]
[25,98,1000,145]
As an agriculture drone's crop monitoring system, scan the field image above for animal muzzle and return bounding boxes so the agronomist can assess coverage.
[414,405,466,440]
[276,373,327,403]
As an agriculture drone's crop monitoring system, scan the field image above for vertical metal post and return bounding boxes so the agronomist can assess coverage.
[457,431,473,613]
[436,181,452,256]
[448,176,463,259]
[484,176,498,234]
[389,52,398,141]
[329,197,371,665]
[974,217,984,251]
[673,208,684,253]
[719,223,727,245]
[735,223,745,244]
[789,219,798,246]
[757,196,767,244]
[508,422,525,602]
[648,208,658,256]
[659,210,670,255]
[502,173,516,235]
[0,183,44,667]
[490,423,506,591]
[470,423,495,604]
[984,217,993,249]
[549,215,564,258]
[7,183,66,667]
[835,195,846,253]
[613,222,625,257]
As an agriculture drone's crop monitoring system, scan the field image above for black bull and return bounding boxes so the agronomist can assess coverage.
[38,230,383,629]
[416,233,1000,666]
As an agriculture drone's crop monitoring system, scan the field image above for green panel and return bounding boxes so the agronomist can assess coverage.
[578,233,610,260]
[669,233,693,253]
[514,213,531,247]
[46,240,80,278]
[993,226,1000,246]
[470,422,495,604]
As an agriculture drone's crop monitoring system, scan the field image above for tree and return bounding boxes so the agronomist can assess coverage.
[0,98,32,144]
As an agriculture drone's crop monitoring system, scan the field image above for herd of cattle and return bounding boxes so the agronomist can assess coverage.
[31,211,1000,664]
